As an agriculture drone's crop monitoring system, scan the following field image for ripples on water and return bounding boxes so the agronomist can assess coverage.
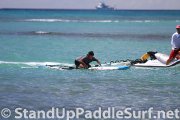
[0,9,180,113]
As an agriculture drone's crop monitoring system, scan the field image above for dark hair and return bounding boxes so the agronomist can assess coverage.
[88,51,94,56]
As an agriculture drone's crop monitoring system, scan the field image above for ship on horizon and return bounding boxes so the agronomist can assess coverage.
[96,2,115,10]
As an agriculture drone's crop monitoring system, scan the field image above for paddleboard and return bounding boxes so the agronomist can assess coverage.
[46,65,129,70]
[89,66,129,70]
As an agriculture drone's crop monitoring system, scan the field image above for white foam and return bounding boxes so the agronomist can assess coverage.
[24,19,60,22]
[144,20,159,23]
[0,61,73,67]
[22,19,162,23]
[23,19,119,23]
[21,66,39,69]
[35,31,49,34]
[125,20,159,23]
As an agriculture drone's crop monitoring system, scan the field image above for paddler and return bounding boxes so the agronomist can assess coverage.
[166,25,180,65]
[74,51,101,69]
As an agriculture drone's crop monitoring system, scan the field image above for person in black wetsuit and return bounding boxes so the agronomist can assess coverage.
[75,51,101,69]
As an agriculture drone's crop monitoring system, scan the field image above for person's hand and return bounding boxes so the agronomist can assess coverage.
[95,65,100,67]
[97,60,101,66]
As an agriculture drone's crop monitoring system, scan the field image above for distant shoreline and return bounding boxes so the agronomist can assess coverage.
[0,8,180,11]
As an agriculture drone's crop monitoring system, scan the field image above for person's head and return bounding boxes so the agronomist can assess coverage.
[176,25,180,34]
[87,51,94,59]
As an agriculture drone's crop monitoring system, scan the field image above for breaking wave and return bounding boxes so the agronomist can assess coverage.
[22,19,119,23]
[21,19,161,23]
[0,61,73,68]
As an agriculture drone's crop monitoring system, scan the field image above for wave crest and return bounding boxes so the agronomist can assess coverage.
[0,61,73,67]
[21,19,162,23]
[23,19,117,23]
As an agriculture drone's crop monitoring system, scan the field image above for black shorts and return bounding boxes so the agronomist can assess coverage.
[74,60,91,68]
[75,60,80,68]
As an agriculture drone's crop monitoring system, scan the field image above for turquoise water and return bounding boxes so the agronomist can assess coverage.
[0,9,180,118]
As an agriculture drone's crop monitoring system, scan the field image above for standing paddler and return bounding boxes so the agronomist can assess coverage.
[166,25,180,65]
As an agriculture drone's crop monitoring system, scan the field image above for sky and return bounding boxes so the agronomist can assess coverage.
[0,0,180,10]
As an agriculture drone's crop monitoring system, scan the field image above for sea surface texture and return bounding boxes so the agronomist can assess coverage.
[0,9,180,119]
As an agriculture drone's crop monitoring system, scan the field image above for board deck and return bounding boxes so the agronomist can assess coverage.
[46,65,129,70]
[89,66,129,70]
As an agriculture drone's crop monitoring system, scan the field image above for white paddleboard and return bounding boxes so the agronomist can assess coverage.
[134,53,180,67]
[89,66,129,70]
[47,65,129,70]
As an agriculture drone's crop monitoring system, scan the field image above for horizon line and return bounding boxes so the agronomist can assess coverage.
[1,8,180,11]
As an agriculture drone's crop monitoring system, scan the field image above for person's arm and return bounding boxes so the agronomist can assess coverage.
[96,60,101,66]
[93,57,101,66]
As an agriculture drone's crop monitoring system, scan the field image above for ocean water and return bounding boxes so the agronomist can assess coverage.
[0,9,180,119]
